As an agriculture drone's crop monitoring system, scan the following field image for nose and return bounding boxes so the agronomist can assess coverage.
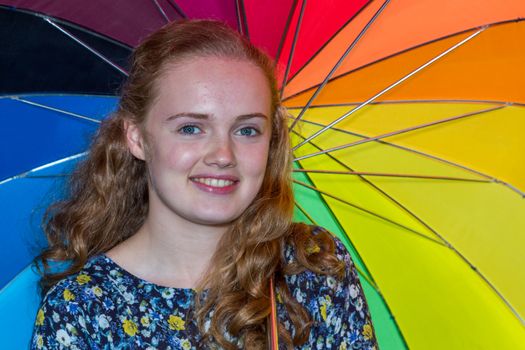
[203,135,236,168]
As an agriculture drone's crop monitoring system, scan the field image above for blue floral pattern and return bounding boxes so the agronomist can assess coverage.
[31,229,378,349]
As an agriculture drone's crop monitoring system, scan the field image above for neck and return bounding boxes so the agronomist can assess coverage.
[107,204,228,289]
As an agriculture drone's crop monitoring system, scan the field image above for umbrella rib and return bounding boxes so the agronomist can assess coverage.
[294,105,505,161]
[283,20,522,103]
[279,0,308,99]
[294,201,318,225]
[293,179,446,247]
[165,0,187,18]
[286,99,524,109]
[294,194,380,291]
[284,0,381,86]
[288,0,391,131]
[292,115,525,197]
[0,152,86,186]
[235,0,250,38]
[292,26,486,151]
[293,132,525,326]
[9,97,102,124]
[294,201,410,349]
[294,163,381,287]
[44,17,129,77]
[294,203,380,287]
[292,127,472,257]
[23,174,70,179]
[151,0,170,22]
[293,169,490,183]
[275,0,299,63]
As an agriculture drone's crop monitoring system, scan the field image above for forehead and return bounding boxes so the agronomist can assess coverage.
[147,56,273,121]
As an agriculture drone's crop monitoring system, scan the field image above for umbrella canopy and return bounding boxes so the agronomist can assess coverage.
[1,0,524,349]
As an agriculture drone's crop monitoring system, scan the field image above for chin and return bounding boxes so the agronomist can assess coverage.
[188,213,241,227]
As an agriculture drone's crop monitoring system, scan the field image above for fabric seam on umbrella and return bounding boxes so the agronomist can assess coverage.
[0,153,87,185]
[9,97,101,124]
[151,0,170,23]
[293,169,491,183]
[294,105,505,160]
[291,27,486,150]
[284,19,522,101]
[280,0,308,98]
[286,100,521,108]
[44,17,129,76]
[275,0,299,63]
[292,117,524,197]
[288,0,391,131]
[165,0,187,18]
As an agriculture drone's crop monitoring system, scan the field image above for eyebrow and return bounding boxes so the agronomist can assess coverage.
[165,112,268,123]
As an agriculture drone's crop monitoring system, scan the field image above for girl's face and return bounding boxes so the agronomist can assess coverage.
[126,56,272,227]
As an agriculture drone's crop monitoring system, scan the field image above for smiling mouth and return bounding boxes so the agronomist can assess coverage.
[191,177,237,188]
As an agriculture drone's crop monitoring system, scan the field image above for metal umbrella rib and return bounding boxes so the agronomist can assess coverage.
[280,0,308,99]
[292,115,525,197]
[292,27,486,150]
[288,0,391,131]
[294,104,506,161]
[44,17,129,77]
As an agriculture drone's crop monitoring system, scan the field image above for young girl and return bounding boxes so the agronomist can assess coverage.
[31,20,378,350]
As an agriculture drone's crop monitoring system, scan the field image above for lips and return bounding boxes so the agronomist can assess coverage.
[189,175,239,194]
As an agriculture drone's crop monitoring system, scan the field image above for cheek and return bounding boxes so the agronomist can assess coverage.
[242,143,270,178]
[150,141,201,174]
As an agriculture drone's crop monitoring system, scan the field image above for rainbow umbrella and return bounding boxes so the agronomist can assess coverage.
[1,0,524,349]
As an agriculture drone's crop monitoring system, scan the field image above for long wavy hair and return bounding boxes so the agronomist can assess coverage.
[36,20,343,349]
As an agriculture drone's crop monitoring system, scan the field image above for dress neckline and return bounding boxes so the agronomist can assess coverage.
[94,253,199,293]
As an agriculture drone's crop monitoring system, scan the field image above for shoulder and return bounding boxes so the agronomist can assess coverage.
[282,225,354,309]
[40,255,117,307]
[283,224,351,270]
[31,255,116,349]
[282,225,378,349]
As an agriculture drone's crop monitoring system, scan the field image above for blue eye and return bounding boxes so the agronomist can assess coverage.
[237,127,259,137]
[179,125,201,135]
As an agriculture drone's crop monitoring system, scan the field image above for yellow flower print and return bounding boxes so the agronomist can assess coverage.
[123,319,138,336]
[306,240,321,255]
[76,274,91,285]
[320,303,327,321]
[362,323,373,340]
[338,341,347,350]
[63,289,75,301]
[181,339,192,350]
[122,320,138,337]
[36,309,44,326]
[168,315,186,331]
[276,292,283,304]
[319,295,332,322]
[36,335,44,349]
[140,316,150,327]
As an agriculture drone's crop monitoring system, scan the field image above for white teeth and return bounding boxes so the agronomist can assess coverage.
[193,177,234,188]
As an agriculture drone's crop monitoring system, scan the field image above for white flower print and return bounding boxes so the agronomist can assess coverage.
[162,288,175,299]
[56,329,72,347]
[349,284,359,299]
[356,297,364,311]
[98,315,110,329]
[327,276,337,289]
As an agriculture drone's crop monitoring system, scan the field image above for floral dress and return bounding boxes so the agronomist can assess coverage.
[31,229,378,349]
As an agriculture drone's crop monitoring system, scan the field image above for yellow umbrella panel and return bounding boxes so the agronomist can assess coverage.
[286,11,525,350]
[291,102,525,349]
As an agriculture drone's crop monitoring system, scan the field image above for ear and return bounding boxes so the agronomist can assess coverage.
[124,120,146,160]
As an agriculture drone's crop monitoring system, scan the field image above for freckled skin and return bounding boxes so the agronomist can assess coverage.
[126,56,272,227]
